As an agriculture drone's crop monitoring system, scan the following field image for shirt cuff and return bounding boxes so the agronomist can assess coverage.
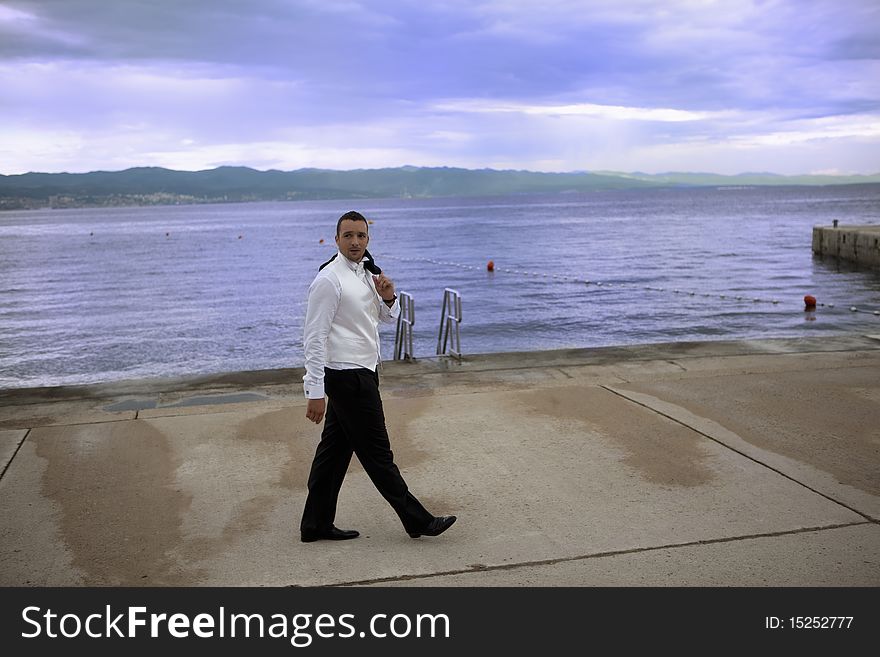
[303,381,325,399]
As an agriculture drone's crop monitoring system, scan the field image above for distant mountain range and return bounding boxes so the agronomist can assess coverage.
[2,165,879,210]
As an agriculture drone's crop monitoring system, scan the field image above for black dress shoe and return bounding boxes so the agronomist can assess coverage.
[301,526,360,543]
[408,515,457,538]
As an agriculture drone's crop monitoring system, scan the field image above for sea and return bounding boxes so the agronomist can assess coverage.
[1,185,879,389]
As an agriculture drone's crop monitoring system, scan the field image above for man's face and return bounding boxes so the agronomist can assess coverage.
[336,219,369,262]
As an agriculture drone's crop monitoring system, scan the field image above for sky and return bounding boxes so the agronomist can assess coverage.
[1,0,879,175]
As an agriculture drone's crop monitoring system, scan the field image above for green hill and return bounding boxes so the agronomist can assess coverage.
[2,165,878,210]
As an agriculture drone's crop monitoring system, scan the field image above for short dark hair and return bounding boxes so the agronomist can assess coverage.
[336,210,368,236]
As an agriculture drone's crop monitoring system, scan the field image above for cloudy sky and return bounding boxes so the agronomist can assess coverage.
[1,0,879,175]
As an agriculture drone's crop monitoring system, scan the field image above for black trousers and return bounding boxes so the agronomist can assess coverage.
[300,367,433,535]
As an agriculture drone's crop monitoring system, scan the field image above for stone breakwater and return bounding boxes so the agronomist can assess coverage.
[812,223,880,268]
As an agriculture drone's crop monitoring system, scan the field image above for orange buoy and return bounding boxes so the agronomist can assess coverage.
[804,295,817,309]
[487,260,495,272]
[319,238,324,244]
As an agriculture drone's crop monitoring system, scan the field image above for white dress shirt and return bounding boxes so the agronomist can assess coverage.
[302,251,399,399]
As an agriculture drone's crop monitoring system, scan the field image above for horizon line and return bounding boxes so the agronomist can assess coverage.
[3,164,880,178]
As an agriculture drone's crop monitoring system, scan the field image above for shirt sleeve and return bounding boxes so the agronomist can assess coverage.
[302,274,340,399]
[378,294,400,324]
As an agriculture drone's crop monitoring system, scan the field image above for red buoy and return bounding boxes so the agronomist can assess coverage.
[804,295,817,309]
[487,260,495,272]
[319,238,324,244]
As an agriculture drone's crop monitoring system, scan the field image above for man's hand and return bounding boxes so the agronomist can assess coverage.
[373,273,396,301]
[306,398,326,424]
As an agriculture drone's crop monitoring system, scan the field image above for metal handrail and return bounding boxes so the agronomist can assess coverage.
[436,288,462,360]
[394,291,416,360]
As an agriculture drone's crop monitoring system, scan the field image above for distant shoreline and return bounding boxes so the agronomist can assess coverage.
[4,182,880,212]
[3,165,879,211]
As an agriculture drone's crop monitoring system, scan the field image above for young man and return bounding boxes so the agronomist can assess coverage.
[299,210,456,542]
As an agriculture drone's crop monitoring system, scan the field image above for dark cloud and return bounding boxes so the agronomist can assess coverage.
[4,0,876,110]
[1,0,878,173]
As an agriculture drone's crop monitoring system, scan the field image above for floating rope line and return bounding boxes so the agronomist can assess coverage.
[382,254,880,316]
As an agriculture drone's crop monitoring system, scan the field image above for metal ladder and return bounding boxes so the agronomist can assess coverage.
[394,291,416,361]
[436,288,462,361]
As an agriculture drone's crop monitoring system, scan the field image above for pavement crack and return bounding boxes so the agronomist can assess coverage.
[26,417,134,429]
[0,428,30,483]
[601,385,876,523]
[304,522,869,587]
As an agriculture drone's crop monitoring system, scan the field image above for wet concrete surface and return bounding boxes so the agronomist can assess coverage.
[1,334,878,586]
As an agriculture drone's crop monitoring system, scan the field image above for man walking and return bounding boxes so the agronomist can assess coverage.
[299,210,456,542]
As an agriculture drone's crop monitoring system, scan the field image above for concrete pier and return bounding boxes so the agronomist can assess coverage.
[812,223,880,268]
[1,334,879,586]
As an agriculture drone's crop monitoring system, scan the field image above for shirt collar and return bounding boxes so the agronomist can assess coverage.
[337,249,371,272]
[336,251,364,272]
